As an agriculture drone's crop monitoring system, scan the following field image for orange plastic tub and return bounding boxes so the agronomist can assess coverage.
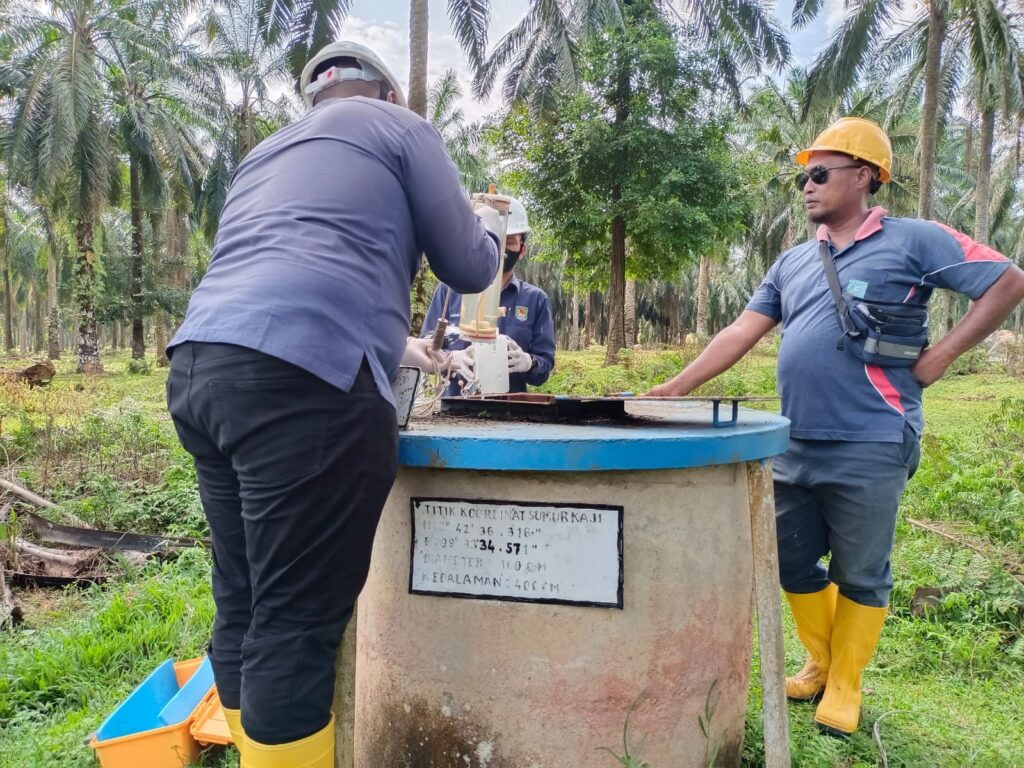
[90,658,222,768]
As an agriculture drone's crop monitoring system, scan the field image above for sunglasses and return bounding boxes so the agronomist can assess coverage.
[794,164,863,191]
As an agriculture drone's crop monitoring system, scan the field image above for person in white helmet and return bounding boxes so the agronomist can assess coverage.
[166,41,500,767]
[421,196,556,393]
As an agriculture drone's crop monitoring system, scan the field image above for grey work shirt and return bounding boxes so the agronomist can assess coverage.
[169,96,499,407]
[747,207,1010,442]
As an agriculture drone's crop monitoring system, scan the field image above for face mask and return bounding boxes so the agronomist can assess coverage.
[503,249,521,273]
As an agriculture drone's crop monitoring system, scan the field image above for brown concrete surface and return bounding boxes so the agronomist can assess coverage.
[352,465,755,768]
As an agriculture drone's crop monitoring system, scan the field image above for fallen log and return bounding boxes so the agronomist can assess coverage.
[0,360,56,387]
[15,538,95,566]
[0,479,90,528]
[22,509,208,553]
[8,570,106,588]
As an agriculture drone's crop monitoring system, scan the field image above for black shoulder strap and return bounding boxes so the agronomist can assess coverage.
[818,241,858,346]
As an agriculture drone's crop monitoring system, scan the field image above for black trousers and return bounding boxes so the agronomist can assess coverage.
[167,342,398,744]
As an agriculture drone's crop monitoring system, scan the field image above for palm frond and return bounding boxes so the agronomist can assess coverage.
[672,0,791,74]
[447,0,490,71]
[790,0,828,30]
[802,0,904,118]
[256,0,353,80]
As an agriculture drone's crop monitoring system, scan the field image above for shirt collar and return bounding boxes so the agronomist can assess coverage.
[503,274,521,293]
[816,206,888,244]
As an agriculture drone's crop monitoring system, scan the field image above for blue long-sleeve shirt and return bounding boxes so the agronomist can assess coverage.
[169,96,499,407]
[421,276,555,393]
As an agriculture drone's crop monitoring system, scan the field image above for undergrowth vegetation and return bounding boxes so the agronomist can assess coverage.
[1,347,1022,767]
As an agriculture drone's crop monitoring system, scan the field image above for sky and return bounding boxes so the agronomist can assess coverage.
[331,0,925,122]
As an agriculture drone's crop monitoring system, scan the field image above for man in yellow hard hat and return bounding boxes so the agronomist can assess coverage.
[167,40,500,767]
[649,116,1024,736]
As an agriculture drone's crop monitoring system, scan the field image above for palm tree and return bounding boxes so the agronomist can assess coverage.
[407,0,492,118]
[0,0,174,372]
[0,178,12,353]
[475,0,789,116]
[961,2,1024,245]
[255,0,351,81]
[37,199,67,359]
[111,0,221,360]
[797,0,1024,224]
[476,0,788,361]
[429,70,491,190]
[198,0,294,240]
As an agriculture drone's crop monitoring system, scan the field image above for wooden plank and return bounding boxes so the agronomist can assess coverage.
[747,460,791,768]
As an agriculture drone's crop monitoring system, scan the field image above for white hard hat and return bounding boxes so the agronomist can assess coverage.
[507,197,530,236]
[300,40,407,109]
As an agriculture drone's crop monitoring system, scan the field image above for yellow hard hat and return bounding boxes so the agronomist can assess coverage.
[796,117,892,183]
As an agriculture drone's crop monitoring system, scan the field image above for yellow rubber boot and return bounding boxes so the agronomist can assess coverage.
[785,584,838,700]
[815,595,887,736]
[223,707,246,759]
[242,715,334,768]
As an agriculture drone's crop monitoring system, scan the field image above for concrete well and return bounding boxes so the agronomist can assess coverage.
[348,402,789,768]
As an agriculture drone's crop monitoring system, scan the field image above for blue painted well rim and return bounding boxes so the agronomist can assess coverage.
[399,403,790,472]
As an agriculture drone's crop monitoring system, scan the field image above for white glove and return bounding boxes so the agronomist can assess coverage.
[474,205,503,242]
[449,347,476,381]
[401,337,446,371]
[505,336,533,374]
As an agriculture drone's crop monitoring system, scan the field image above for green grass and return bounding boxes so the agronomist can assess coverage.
[1,348,1023,767]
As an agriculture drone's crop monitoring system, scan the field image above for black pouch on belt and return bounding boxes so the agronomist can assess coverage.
[818,242,930,367]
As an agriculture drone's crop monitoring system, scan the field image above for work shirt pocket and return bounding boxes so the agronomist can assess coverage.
[839,268,890,301]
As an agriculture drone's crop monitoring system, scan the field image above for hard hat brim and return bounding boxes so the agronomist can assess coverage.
[795,146,892,183]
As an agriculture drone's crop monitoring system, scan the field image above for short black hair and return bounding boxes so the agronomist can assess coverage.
[858,161,883,195]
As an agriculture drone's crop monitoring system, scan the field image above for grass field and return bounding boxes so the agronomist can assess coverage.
[1,345,1022,767]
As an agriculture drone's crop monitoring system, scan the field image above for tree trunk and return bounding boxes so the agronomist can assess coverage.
[408,0,429,118]
[75,219,103,374]
[405,0,431,323]
[605,211,627,365]
[569,279,581,351]
[975,107,995,245]
[165,208,189,334]
[695,255,711,340]
[573,276,581,352]
[964,116,975,173]
[148,210,168,365]
[2,254,12,355]
[945,106,999,336]
[918,2,946,220]
[22,300,31,354]
[129,157,146,360]
[34,287,45,353]
[1,203,12,354]
[154,313,169,366]
[47,249,60,359]
[624,279,636,348]
[583,291,592,348]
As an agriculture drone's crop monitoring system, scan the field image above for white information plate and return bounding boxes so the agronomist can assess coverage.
[409,498,623,608]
